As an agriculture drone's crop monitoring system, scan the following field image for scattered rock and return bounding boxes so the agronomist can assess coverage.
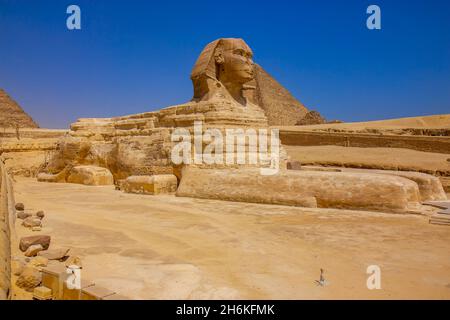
[67,165,114,186]
[27,256,48,268]
[16,266,42,291]
[25,244,44,257]
[38,248,70,261]
[22,217,42,228]
[17,211,32,220]
[36,211,45,219]
[19,235,51,252]
[11,259,25,276]
[15,203,25,211]
[65,256,82,269]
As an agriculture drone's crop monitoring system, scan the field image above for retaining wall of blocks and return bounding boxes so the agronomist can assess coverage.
[279,129,450,154]
[0,160,16,300]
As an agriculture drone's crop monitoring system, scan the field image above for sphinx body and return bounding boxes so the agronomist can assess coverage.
[40,38,446,213]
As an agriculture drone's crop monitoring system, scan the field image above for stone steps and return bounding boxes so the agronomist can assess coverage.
[429,213,450,226]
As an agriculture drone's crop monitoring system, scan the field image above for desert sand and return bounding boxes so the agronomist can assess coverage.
[11,177,450,300]
[282,114,450,132]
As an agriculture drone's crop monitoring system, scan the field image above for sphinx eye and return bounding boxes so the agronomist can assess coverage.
[234,49,245,56]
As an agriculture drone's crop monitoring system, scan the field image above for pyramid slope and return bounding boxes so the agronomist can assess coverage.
[254,64,310,126]
[0,89,39,128]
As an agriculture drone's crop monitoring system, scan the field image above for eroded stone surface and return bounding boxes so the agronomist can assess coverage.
[123,175,178,195]
[177,167,422,213]
[19,235,51,252]
[67,165,114,186]
[25,244,44,257]
[16,266,42,291]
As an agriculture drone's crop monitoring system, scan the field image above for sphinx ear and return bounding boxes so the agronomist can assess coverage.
[214,50,225,65]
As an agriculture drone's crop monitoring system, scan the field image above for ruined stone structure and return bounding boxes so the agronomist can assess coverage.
[43,38,284,182]
[39,38,447,213]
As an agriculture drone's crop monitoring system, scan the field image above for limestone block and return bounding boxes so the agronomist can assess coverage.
[367,170,446,202]
[33,286,53,300]
[16,266,42,291]
[27,256,49,268]
[22,217,42,228]
[63,279,95,300]
[176,167,422,213]
[20,235,51,252]
[123,174,178,195]
[17,211,32,219]
[41,264,67,300]
[67,165,114,186]
[25,244,44,257]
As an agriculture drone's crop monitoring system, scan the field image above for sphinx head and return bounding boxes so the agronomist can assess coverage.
[191,38,255,105]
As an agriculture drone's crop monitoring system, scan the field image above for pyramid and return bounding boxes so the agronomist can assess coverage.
[0,89,38,128]
[253,64,311,126]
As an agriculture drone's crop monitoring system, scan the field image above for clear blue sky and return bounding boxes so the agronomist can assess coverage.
[0,0,449,128]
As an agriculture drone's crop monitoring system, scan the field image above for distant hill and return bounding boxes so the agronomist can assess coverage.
[0,89,39,128]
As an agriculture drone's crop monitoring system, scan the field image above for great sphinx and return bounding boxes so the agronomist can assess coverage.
[39,38,446,213]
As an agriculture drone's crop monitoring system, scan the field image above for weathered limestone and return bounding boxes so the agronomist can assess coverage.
[66,165,114,186]
[19,235,51,252]
[33,286,53,300]
[177,167,422,213]
[328,168,446,202]
[17,211,31,219]
[25,244,44,257]
[16,266,42,291]
[28,256,49,268]
[123,175,178,195]
[22,217,42,228]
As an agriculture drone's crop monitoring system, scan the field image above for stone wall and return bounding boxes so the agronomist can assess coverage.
[279,129,450,154]
[0,159,15,300]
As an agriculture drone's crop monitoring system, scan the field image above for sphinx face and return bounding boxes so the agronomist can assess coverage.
[218,40,254,84]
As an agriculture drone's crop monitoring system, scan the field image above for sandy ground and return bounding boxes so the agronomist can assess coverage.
[286,146,450,174]
[280,114,450,132]
[10,177,450,300]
